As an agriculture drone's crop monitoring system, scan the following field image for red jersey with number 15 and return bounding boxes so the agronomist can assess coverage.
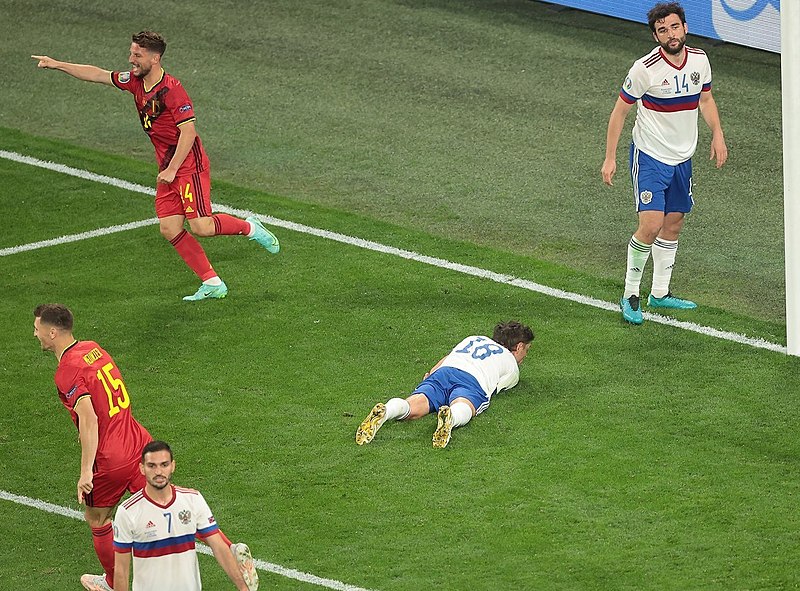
[55,341,151,470]
[111,69,209,175]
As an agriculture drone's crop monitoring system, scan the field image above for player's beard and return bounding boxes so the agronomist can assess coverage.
[149,475,172,489]
[132,63,151,78]
[661,36,686,55]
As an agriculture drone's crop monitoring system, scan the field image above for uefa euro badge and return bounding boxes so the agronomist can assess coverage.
[640,190,653,205]
[118,71,130,84]
[691,71,701,86]
[178,510,192,525]
[625,77,632,90]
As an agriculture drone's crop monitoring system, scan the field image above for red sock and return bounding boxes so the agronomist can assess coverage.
[212,214,250,236]
[91,523,115,585]
[169,230,217,281]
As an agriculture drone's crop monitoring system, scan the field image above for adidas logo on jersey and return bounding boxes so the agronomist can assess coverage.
[661,79,670,86]
[145,520,156,529]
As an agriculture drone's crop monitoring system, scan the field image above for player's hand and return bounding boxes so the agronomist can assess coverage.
[156,169,177,184]
[601,158,616,186]
[710,135,728,169]
[31,55,58,69]
[77,471,93,504]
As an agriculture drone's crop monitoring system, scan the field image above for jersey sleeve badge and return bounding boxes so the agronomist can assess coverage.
[118,71,131,84]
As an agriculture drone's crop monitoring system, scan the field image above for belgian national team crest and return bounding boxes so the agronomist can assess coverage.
[178,510,192,525]
[690,71,701,86]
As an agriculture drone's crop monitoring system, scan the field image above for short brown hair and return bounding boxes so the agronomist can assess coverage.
[132,31,167,56]
[34,303,73,331]
[648,2,686,32]
[493,321,534,351]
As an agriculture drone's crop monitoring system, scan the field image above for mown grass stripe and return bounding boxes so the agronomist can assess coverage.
[0,149,785,354]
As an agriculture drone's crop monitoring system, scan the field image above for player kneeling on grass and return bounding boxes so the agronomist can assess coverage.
[113,441,258,591]
[356,321,533,448]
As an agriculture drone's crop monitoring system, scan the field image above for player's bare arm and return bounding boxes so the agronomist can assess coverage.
[602,97,634,186]
[31,55,114,85]
[206,532,250,591]
[156,121,198,185]
[73,396,100,503]
[113,550,132,591]
[699,90,728,168]
[423,355,447,379]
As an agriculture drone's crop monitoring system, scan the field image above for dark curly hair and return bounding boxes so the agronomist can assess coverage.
[647,2,686,32]
[492,321,534,351]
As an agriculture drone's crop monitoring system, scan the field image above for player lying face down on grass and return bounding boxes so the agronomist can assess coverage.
[356,320,534,448]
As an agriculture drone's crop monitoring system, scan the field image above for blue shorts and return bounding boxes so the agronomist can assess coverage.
[629,144,693,214]
[413,366,490,415]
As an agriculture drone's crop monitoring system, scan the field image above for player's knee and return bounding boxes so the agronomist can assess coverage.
[405,394,431,419]
[159,224,181,241]
[84,512,112,528]
[635,222,662,244]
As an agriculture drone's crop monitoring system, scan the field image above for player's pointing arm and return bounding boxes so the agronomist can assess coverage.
[31,55,114,86]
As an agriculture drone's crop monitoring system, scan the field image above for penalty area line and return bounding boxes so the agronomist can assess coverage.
[0,149,787,354]
[0,489,379,591]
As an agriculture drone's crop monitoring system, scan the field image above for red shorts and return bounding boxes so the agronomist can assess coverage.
[155,169,213,219]
[84,456,146,508]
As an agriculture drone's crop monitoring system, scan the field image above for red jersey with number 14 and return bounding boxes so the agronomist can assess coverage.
[111,69,209,175]
[55,341,151,470]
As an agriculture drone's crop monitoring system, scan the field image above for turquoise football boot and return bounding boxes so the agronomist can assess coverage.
[182,281,228,301]
[620,295,643,325]
[647,292,697,310]
[246,215,280,254]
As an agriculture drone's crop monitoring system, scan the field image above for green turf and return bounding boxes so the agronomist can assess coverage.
[0,0,784,324]
[2,136,800,591]
[0,0,794,589]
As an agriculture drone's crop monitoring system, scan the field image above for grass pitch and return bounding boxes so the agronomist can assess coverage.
[0,0,795,589]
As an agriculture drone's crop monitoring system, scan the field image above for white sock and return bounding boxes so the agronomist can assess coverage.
[624,236,652,298]
[450,401,473,428]
[203,276,222,286]
[650,238,678,298]
[385,398,411,421]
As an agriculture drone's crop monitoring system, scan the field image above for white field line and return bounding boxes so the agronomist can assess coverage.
[0,489,377,591]
[0,218,159,256]
[0,150,787,354]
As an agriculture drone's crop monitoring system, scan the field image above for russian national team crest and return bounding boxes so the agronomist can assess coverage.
[690,71,701,86]
[639,190,653,205]
[178,510,192,525]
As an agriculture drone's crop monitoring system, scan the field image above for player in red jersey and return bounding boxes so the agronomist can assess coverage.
[32,31,280,302]
[34,304,259,591]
